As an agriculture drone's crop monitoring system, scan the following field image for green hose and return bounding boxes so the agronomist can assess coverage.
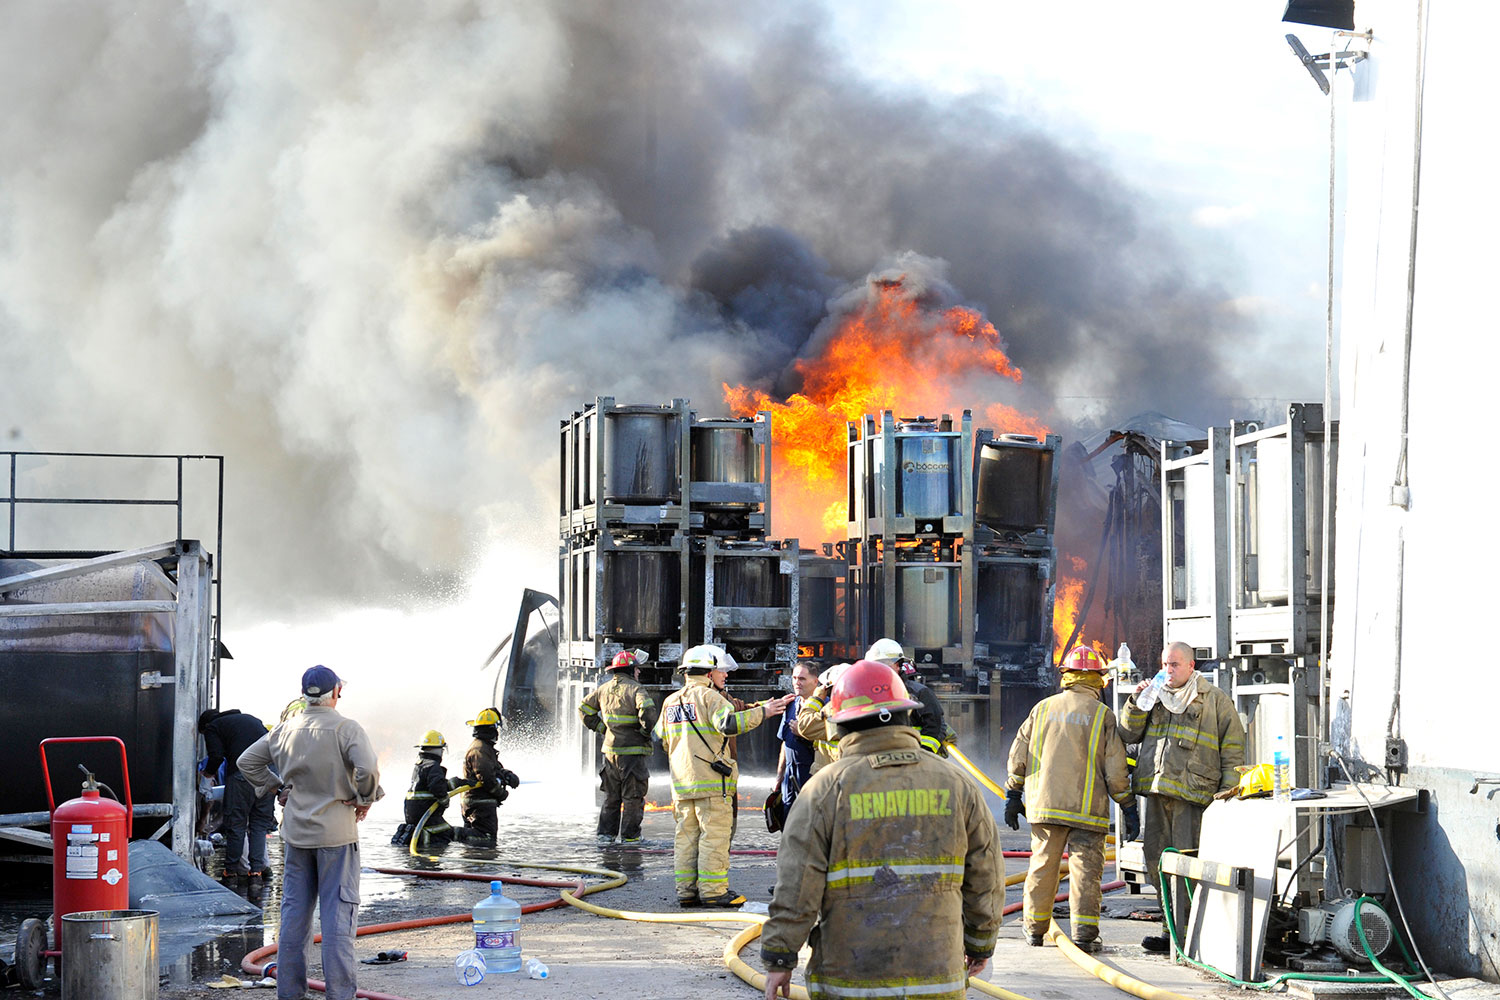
[1156,848,1426,991]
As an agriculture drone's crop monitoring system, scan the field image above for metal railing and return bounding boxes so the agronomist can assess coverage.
[2,451,226,696]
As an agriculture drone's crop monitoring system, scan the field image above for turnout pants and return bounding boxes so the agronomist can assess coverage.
[598,754,650,840]
[1023,824,1107,942]
[1144,795,1205,933]
[461,797,498,843]
[278,843,361,1000]
[672,793,734,900]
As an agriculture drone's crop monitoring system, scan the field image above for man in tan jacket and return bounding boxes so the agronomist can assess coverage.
[239,665,382,1000]
[762,660,1001,1000]
[655,644,792,907]
[1118,641,1246,951]
[1005,646,1138,952]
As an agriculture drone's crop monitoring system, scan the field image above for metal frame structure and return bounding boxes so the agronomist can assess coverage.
[1229,403,1336,657]
[559,397,692,537]
[0,541,214,861]
[1161,428,1232,660]
[3,451,225,693]
[697,535,799,671]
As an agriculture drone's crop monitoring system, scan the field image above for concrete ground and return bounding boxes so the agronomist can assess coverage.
[154,807,1247,1000]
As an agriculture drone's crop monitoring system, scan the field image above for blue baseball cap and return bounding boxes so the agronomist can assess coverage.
[301,664,343,696]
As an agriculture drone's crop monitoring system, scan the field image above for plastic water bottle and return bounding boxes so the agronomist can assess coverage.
[1110,643,1135,680]
[1136,667,1169,710]
[473,880,522,973]
[526,957,550,980]
[454,949,487,986]
[1273,736,1290,801]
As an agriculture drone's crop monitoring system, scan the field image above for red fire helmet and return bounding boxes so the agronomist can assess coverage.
[608,650,637,670]
[1061,646,1108,672]
[829,659,921,724]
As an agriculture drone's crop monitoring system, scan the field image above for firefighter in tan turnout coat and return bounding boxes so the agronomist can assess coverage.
[655,644,793,907]
[762,659,1002,1000]
[1005,645,1139,951]
[578,649,658,843]
[1117,641,1246,952]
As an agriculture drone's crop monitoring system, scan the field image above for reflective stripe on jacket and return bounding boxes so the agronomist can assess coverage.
[1005,684,1132,831]
[654,675,768,801]
[579,673,659,755]
[793,688,838,770]
[761,726,1002,1000]
[1117,674,1246,806]
[403,754,452,831]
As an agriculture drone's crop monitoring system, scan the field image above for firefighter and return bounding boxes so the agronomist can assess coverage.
[461,708,520,846]
[1004,645,1139,952]
[391,730,456,849]
[761,659,1001,1000]
[865,637,949,754]
[792,662,848,773]
[579,649,658,843]
[1118,641,1246,952]
[655,644,793,907]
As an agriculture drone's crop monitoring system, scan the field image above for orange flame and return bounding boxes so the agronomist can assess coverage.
[1053,555,1108,663]
[724,276,1049,544]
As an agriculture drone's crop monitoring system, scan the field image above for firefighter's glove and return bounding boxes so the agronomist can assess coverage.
[1004,788,1025,831]
[501,769,521,789]
[1121,800,1140,842]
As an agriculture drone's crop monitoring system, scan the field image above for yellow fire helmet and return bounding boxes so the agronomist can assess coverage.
[1236,763,1276,798]
[466,708,501,727]
[416,729,447,750]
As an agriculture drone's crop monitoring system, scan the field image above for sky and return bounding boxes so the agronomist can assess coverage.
[0,1,1349,766]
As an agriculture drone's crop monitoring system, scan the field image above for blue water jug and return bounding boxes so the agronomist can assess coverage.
[473,880,522,973]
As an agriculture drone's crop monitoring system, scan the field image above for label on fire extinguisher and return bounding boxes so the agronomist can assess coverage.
[66,827,101,879]
[102,868,123,885]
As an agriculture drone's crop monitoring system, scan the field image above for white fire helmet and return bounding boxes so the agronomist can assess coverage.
[819,662,852,686]
[864,638,905,665]
[681,644,720,672]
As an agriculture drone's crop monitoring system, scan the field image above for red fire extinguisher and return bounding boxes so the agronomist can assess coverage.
[40,737,134,947]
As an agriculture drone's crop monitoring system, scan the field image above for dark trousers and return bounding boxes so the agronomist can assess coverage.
[223,772,276,872]
[461,798,498,843]
[598,754,650,840]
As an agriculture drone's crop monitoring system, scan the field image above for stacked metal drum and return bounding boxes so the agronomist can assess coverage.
[843,412,1060,759]
[556,398,798,770]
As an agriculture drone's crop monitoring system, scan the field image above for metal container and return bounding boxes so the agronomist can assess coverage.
[713,555,780,641]
[869,424,959,520]
[61,909,158,1000]
[1182,461,1218,609]
[895,565,958,649]
[974,562,1044,646]
[975,435,1053,533]
[797,557,843,642]
[601,551,679,638]
[1250,438,1331,603]
[602,411,680,504]
[690,426,760,509]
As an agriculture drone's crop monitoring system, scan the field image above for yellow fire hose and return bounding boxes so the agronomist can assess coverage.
[392,752,1176,1000]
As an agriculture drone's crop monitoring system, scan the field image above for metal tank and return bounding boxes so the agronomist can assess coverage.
[1249,436,1333,603]
[870,421,961,520]
[975,434,1054,534]
[602,410,681,504]
[974,562,1045,646]
[0,560,178,817]
[690,424,761,509]
[61,909,158,1000]
[601,550,679,638]
[712,555,781,642]
[895,565,959,649]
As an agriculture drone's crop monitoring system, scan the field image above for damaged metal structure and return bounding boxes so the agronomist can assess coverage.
[0,452,223,865]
